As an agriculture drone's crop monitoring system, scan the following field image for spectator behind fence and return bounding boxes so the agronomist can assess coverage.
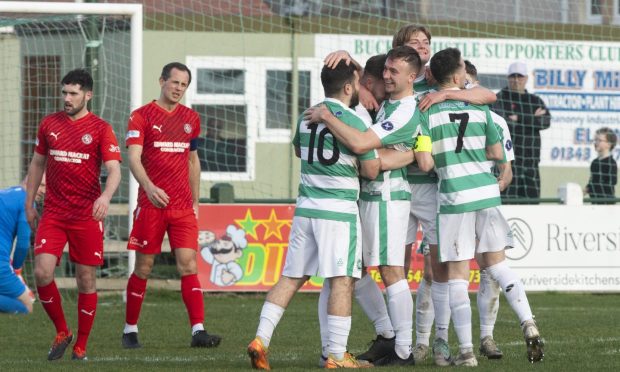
[493,61,551,203]
[585,127,618,204]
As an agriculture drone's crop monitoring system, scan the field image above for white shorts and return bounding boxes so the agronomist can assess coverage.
[406,183,439,253]
[282,216,362,279]
[360,200,410,267]
[437,207,513,263]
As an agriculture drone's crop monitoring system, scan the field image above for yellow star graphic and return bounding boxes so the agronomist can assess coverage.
[234,209,260,240]
[261,208,287,241]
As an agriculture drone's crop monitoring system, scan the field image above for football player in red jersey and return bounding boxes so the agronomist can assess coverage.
[24,69,122,361]
[122,62,221,349]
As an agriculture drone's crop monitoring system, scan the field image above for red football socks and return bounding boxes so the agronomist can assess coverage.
[125,273,147,325]
[181,274,204,327]
[37,281,69,335]
[75,292,98,351]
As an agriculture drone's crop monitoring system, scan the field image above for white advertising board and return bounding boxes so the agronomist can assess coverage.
[315,35,620,168]
[501,205,620,292]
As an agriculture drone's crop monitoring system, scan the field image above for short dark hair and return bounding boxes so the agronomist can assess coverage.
[464,60,478,80]
[161,62,192,85]
[386,46,422,76]
[320,61,357,97]
[61,69,93,91]
[596,127,618,150]
[392,24,432,48]
[363,54,387,81]
[430,48,462,86]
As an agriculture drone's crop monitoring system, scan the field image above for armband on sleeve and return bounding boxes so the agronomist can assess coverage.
[414,135,432,153]
[190,138,199,151]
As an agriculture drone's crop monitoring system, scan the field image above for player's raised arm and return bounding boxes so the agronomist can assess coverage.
[304,104,382,155]
[127,144,169,208]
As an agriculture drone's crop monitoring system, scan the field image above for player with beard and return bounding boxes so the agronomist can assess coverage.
[25,69,122,361]
[306,46,422,366]
[247,60,380,369]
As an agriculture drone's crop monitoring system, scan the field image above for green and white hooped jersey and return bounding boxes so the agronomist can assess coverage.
[414,99,502,214]
[292,98,377,221]
[486,111,515,171]
[408,75,439,185]
[360,95,416,202]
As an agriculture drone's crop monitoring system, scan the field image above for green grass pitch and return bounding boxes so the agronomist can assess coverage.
[1,290,619,371]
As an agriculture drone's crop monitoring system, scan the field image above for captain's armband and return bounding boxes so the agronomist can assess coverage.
[414,135,432,153]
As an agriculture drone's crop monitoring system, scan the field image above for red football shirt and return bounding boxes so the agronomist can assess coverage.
[35,111,122,220]
[126,101,200,209]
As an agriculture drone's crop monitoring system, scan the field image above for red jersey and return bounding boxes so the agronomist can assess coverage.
[35,111,122,220]
[126,101,200,209]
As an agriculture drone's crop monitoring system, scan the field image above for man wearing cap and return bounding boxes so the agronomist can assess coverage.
[493,61,551,202]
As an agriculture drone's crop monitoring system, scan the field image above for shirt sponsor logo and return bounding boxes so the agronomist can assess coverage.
[153,141,189,153]
[82,134,93,144]
[109,144,121,153]
[126,130,140,140]
[184,123,192,134]
[381,121,394,131]
[49,149,90,163]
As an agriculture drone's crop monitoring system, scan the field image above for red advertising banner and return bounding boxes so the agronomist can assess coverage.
[197,204,481,292]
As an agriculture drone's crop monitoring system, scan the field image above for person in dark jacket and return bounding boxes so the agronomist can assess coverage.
[586,127,618,204]
[493,61,551,203]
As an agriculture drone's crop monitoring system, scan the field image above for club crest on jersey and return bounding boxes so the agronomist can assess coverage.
[184,123,192,134]
[82,134,93,144]
[381,121,394,131]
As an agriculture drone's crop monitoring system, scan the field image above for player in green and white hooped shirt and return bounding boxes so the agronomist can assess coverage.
[414,48,543,366]
[317,53,399,366]
[392,24,500,364]
[305,46,421,366]
[248,62,381,370]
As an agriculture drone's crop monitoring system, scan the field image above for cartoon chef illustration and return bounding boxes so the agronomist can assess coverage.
[199,225,247,286]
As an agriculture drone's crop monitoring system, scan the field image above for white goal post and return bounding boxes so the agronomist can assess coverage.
[0,1,142,273]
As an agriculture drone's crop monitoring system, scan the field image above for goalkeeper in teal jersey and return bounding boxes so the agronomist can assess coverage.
[414,47,544,365]
[0,178,45,314]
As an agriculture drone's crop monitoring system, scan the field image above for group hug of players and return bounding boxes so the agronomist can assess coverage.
[247,24,544,369]
[11,20,544,367]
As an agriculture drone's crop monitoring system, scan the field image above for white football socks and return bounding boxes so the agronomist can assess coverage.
[354,274,394,339]
[448,279,473,352]
[477,269,500,339]
[487,260,533,323]
[386,279,413,359]
[256,301,285,348]
[415,279,434,346]
[327,315,351,360]
[431,281,450,342]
